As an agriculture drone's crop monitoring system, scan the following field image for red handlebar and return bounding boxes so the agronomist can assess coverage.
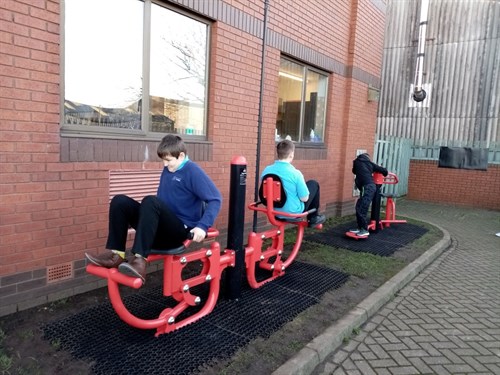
[182,227,220,248]
[373,172,399,185]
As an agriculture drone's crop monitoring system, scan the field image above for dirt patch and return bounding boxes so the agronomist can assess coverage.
[195,239,430,375]
[0,273,165,375]
[197,276,378,375]
[0,221,440,375]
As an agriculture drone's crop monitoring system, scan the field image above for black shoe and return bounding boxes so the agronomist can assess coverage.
[308,214,326,228]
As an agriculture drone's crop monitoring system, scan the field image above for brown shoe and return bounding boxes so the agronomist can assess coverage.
[85,251,125,268]
[118,256,146,284]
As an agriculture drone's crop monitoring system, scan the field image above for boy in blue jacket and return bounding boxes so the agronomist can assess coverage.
[261,140,325,227]
[86,135,222,284]
[350,153,387,237]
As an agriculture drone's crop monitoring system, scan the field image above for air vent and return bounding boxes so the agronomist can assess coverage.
[109,170,161,202]
[47,262,73,283]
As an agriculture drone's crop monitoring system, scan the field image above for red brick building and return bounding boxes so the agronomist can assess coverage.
[0,0,386,316]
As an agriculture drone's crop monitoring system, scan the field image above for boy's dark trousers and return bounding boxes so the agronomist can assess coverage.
[355,183,377,230]
[304,180,320,220]
[106,194,189,257]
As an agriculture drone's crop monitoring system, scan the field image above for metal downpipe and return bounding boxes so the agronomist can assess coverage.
[253,0,270,232]
[413,0,430,102]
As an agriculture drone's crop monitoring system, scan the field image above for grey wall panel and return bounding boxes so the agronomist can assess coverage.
[377,0,499,158]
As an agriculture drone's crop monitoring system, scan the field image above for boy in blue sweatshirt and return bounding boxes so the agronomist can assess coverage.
[86,135,222,284]
[261,140,325,227]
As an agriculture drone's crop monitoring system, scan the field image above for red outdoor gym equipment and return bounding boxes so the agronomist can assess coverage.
[346,171,407,240]
[86,228,231,336]
[246,175,322,289]
[86,158,321,336]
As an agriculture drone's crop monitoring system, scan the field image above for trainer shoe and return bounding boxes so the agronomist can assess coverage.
[308,214,326,228]
[349,228,361,234]
[357,229,370,237]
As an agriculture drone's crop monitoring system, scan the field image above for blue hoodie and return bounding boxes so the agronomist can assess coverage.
[157,160,222,232]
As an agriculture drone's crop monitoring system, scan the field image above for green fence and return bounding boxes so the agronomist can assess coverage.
[374,136,413,197]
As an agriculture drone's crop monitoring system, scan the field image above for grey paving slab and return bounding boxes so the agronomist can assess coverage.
[274,200,500,375]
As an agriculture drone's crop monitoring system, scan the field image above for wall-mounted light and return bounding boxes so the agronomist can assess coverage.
[408,83,432,108]
[278,71,303,82]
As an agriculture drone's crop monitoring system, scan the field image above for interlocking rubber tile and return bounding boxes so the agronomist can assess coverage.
[305,221,428,256]
[43,261,349,375]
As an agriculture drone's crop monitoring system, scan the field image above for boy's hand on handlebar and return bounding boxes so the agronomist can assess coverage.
[190,227,207,242]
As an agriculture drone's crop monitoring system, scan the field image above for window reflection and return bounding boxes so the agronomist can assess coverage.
[303,70,327,142]
[64,0,143,129]
[276,58,328,143]
[150,4,208,135]
[63,0,209,136]
[277,60,303,141]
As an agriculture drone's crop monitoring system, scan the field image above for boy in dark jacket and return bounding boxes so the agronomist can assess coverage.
[350,153,388,237]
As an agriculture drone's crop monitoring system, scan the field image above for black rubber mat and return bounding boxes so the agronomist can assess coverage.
[43,261,349,375]
[305,221,428,257]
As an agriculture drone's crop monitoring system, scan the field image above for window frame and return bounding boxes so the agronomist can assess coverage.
[276,56,329,146]
[60,0,211,141]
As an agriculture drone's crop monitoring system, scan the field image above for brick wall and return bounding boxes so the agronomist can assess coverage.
[0,0,386,316]
[408,160,500,210]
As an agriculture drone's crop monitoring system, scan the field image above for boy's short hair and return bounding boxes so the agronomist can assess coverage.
[276,140,295,160]
[157,134,187,159]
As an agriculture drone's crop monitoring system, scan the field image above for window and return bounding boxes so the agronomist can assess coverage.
[63,0,209,138]
[276,58,328,144]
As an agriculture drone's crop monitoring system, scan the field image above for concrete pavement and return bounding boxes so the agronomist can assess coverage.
[273,200,500,375]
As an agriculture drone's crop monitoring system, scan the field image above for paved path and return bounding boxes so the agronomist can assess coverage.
[312,200,500,375]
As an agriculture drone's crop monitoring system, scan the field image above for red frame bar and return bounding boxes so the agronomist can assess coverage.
[86,177,323,335]
[246,177,321,288]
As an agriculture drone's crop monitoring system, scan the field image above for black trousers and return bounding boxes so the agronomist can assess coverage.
[304,180,321,220]
[105,195,189,257]
[355,183,376,230]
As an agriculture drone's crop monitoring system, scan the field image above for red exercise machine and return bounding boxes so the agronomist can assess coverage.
[86,228,228,336]
[86,158,322,336]
[246,174,322,289]
[345,172,407,240]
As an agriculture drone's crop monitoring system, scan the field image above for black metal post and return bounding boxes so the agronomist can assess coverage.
[370,184,382,233]
[225,156,247,300]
